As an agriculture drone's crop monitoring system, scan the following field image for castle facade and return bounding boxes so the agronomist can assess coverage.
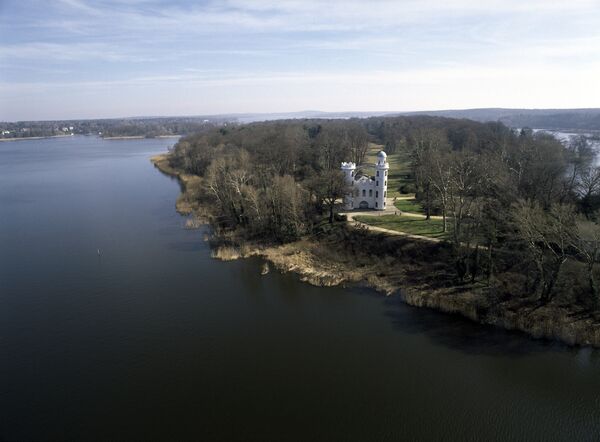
[341,150,389,210]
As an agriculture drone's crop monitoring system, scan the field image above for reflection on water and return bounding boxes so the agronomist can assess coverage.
[1,136,599,441]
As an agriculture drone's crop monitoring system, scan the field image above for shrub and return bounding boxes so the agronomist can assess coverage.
[399,183,417,194]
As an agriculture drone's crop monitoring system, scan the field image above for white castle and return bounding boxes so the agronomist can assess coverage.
[341,150,389,210]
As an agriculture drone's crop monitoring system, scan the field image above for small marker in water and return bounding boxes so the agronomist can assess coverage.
[97,249,101,256]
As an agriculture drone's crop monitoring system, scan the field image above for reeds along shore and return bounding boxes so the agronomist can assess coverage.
[151,153,600,348]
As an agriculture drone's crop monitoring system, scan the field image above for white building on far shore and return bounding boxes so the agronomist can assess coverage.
[341,150,389,210]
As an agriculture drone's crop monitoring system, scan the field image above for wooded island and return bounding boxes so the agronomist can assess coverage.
[154,115,600,346]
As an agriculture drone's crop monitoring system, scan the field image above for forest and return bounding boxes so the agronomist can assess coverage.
[167,115,600,315]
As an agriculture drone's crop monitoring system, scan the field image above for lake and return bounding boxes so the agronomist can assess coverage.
[533,128,600,151]
[1,136,600,441]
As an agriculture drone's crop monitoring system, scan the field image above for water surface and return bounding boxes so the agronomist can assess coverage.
[1,136,600,441]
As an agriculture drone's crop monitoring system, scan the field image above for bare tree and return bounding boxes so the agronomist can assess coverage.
[205,150,252,227]
[564,136,596,199]
[315,124,350,171]
[570,217,600,306]
[410,128,449,220]
[512,201,575,302]
[307,170,349,224]
[429,149,452,232]
[347,122,369,166]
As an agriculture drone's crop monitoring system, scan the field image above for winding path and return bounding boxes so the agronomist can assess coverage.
[341,197,443,243]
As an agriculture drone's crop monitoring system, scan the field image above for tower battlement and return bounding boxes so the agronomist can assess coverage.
[341,151,389,211]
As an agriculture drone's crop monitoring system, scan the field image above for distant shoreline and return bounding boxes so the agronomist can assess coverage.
[0,134,73,142]
[0,134,181,142]
[103,135,181,140]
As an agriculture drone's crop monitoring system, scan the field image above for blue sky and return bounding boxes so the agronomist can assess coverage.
[1,0,599,121]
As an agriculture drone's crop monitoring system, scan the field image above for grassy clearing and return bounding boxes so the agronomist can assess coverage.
[364,143,414,198]
[393,198,423,214]
[355,215,449,239]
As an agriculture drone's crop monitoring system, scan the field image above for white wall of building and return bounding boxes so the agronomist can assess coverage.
[342,151,389,211]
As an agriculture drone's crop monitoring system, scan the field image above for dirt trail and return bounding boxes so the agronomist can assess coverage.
[342,198,443,243]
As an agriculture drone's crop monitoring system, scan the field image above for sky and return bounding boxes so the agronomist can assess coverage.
[1,0,600,121]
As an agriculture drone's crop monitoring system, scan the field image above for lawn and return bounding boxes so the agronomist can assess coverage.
[354,215,450,239]
[364,143,414,198]
[393,198,423,214]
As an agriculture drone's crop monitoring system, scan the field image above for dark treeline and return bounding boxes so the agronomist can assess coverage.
[169,116,600,311]
[170,119,368,240]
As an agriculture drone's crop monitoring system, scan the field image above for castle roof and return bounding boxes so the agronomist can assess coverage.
[355,175,374,183]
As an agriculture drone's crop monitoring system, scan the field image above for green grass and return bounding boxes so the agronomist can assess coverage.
[364,143,414,198]
[393,198,423,214]
[354,215,449,239]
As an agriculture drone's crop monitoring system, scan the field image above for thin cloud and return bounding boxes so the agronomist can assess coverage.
[1,0,599,120]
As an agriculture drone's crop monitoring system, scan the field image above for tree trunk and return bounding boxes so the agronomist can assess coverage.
[442,209,447,232]
[455,254,467,281]
[425,184,431,220]
[542,257,565,303]
[486,243,494,287]
[588,262,599,308]
[533,258,546,302]
[471,246,480,283]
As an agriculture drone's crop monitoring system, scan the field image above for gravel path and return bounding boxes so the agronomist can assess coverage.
[341,198,443,243]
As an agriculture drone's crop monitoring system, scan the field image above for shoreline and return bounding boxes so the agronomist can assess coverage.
[151,152,600,348]
[0,134,74,142]
[103,135,181,140]
[150,154,207,216]
[210,239,600,348]
[0,134,181,142]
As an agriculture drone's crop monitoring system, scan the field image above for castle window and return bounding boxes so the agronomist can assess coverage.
[376,181,379,186]
[376,171,379,177]
[375,191,378,198]
[384,180,387,186]
[385,170,387,176]
[375,202,378,208]
[362,189,366,197]
[384,191,387,197]
[369,189,372,197]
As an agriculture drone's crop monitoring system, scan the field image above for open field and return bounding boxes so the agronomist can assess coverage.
[394,197,424,214]
[354,214,450,239]
[364,143,414,199]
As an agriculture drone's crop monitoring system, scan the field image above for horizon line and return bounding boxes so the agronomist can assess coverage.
[3,106,600,124]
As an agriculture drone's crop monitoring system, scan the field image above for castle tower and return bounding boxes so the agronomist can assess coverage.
[375,151,388,210]
[340,162,356,210]
[340,161,356,184]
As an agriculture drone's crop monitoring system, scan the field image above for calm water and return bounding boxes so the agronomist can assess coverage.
[1,136,600,441]
[533,129,600,154]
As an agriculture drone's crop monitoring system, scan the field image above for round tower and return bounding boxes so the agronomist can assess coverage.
[340,162,356,210]
[340,162,356,184]
[375,151,388,210]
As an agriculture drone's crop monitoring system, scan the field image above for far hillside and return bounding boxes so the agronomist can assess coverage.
[3,108,600,139]
[400,108,600,132]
